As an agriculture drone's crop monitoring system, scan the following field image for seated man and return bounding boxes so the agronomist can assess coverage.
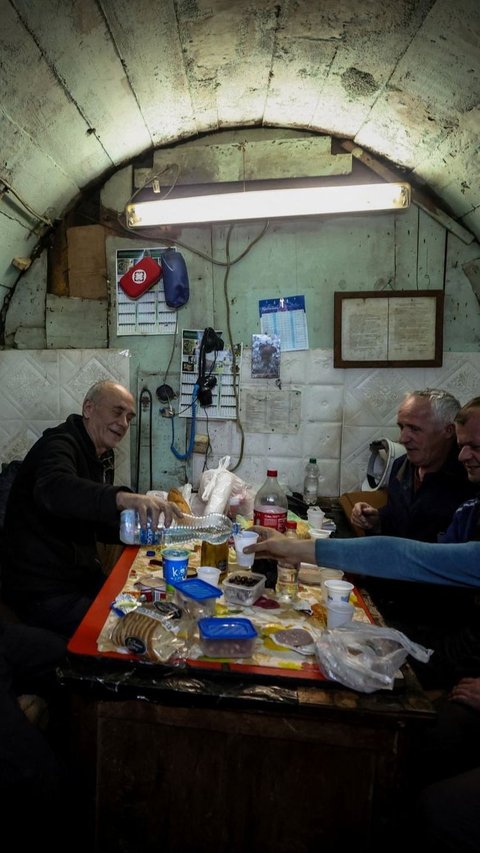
[351,388,476,541]
[246,396,480,688]
[350,388,477,627]
[2,380,181,638]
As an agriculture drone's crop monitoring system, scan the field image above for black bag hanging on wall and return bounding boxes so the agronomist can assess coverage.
[161,248,190,309]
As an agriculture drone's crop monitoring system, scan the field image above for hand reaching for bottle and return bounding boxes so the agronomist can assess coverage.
[116,492,183,529]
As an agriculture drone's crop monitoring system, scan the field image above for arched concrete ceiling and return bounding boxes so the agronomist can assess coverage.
[1,0,479,294]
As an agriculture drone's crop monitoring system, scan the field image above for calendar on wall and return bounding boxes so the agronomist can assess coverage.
[179,329,242,421]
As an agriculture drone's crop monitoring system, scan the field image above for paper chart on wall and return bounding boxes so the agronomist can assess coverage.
[115,248,177,336]
[259,295,309,352]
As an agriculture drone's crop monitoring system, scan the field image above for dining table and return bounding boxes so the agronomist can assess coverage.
[59,537,436,853]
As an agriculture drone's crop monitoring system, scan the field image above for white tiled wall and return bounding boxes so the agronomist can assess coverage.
[192,349,480,497]
[1,348,478,500]
[0,349,131,484]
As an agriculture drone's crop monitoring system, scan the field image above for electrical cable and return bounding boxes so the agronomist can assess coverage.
[135,388,153,491]
[223,223,247,472]
[170,384,199,460]
[117,211,269,268]
[135,394,142,493]
[0,176,54,226]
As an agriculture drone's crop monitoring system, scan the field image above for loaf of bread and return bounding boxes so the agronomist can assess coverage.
[167,487,191,514]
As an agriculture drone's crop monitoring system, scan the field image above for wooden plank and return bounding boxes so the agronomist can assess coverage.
[139,136,351,186]
[67,225,107,300]
[341,140,475,244]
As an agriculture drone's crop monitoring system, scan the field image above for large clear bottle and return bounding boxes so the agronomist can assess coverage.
[276,520,300,603]
[253,469,288,533]
[303,457,319,505]
[120,510,237,547]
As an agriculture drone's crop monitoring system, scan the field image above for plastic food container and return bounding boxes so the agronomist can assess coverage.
[222,571,266,607]
[173,577,221,618]
[198,617,258,658]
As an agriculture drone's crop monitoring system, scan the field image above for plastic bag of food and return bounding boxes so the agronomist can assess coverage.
[196,456,237,514]
[314,623,432,693]
[110,605,189,663]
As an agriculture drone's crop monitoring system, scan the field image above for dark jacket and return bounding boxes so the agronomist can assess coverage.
[440,496,480,543]
[375,443,477,542]
[2,414,130,602]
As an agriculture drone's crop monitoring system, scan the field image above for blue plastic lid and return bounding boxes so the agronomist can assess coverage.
[198,617,257,640]
[173,578,222,600]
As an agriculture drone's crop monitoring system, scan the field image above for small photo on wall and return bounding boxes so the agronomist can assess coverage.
[251,334,281,378]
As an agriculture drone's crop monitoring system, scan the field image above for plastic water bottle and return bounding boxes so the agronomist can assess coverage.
[276,520,300,603]
[303,458,319,505]
[120,510,237,546]
[253,469,288,533]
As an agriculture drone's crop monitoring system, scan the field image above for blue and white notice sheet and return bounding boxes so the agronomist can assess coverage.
[259,295,309,351]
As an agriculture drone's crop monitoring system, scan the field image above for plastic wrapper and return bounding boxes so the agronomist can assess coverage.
[314,623,433,693]
[196,455,255,516]
[109,604,190,663]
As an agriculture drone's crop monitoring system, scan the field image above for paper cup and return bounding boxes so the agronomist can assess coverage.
[196,566,221,587]
[162,548,189,589]
[324,579,354,605]
[327,601,354,629]
[309,528,331,540]
[307,507,325,528]
[233,531,259,568]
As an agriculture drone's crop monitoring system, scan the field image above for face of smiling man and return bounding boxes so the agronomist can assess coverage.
[83,382,136,456]
[456,408,480,484]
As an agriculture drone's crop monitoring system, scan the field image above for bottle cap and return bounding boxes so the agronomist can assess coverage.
[286,520,297,529]
[266,469,278,476]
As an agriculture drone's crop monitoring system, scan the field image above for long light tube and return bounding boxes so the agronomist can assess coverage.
[126,182,411,227]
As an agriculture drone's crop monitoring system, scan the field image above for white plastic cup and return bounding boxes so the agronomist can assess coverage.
[307,507,325,528]
[197,566,221,587]
[309,528,331,540]
[327,601,354,629]
[317,568,343,596]
[233,531,259,568]
[324,579,354,605]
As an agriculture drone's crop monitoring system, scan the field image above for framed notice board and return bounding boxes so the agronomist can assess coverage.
[334,290,444,368]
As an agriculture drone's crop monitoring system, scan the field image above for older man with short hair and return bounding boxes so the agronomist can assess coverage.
[352,388,476,541]
[2,380,181,638]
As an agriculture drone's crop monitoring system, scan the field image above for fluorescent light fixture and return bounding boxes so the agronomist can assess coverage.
[126,182,411,227]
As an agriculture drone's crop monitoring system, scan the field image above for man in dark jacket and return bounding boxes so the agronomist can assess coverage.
[350,388,478,632]
[351,388,476,541]
[2,380,180,638]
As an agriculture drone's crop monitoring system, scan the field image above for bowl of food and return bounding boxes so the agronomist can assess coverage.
[222,571,266,607]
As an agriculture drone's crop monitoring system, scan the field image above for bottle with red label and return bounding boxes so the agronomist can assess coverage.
[253,469,288,533]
